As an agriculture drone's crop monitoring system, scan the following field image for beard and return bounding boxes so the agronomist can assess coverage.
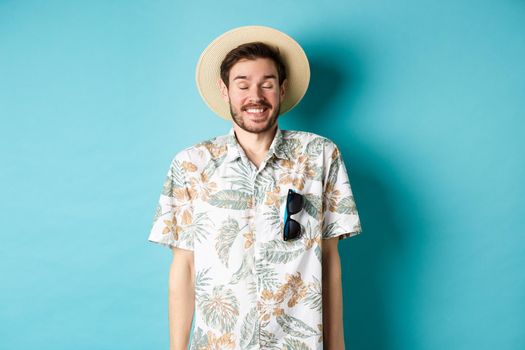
[229,100,280,134]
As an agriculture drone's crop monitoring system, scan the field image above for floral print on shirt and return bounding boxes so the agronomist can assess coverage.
[148,126,362,349]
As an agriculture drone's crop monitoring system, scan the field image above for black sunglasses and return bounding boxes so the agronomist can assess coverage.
[283,189,303,241]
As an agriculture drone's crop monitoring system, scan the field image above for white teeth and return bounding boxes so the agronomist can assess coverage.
[246,108,265,113]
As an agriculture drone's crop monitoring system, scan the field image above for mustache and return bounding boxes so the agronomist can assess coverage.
[242,102,271,110]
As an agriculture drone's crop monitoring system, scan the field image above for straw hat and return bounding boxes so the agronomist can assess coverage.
[195,25,310,120]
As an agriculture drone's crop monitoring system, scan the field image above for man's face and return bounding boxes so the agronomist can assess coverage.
[219,58,287,134]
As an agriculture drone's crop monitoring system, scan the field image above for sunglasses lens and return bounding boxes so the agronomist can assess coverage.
[284,219,301,241]
[287,191,303,214]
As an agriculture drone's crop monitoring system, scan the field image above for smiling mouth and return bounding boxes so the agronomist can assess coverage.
[243,106,270,117]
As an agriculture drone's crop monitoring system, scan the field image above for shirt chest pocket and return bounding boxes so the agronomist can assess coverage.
[280,188,322,242]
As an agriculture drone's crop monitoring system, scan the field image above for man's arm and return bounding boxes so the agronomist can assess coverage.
[322,237,345,350]
[168,247,195,350]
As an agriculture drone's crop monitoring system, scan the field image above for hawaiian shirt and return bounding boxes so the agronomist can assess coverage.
[148,125,362,350]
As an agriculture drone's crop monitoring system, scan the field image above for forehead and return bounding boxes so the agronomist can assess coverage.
[229,58,278,80]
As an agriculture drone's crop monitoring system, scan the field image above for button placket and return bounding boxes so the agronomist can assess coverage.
[245,166,265,347]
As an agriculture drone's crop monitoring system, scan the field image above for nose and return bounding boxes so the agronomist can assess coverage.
[247,86,265,102]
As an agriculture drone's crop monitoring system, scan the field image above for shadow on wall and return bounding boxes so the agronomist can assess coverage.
[293,40,414,350]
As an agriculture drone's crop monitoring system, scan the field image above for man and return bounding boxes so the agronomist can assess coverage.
[148,25,362,350]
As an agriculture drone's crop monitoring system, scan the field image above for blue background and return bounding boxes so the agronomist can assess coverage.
[1,0,524,349]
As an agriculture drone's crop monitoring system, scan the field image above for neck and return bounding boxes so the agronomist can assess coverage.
[232,124,278,160]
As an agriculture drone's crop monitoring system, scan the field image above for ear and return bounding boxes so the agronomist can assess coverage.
[217,78,230,103]
[279,78,288,102]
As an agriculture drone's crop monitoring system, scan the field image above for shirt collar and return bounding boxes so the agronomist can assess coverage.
[224,125,290,163]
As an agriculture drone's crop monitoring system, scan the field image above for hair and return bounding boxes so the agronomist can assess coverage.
[220,42,287,88]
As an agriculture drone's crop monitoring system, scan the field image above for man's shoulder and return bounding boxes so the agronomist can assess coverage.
[171,132,230,164]
[282,129,339,152]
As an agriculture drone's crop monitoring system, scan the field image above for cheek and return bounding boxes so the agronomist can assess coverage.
[265,91,280,103]
[228,93,243,105]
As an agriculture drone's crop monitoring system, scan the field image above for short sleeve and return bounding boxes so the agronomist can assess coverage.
[148,154,195,251]
[321,142,362,240]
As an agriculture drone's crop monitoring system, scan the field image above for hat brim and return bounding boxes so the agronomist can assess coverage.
[195,25,310,120]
